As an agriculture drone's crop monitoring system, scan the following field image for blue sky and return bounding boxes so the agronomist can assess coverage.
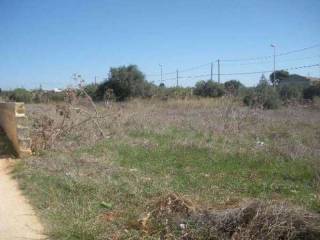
[1,0,319,89]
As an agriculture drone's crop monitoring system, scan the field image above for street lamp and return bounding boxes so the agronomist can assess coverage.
[270,44,276,86]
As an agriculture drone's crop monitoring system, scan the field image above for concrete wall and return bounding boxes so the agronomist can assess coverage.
[0,102,31,157]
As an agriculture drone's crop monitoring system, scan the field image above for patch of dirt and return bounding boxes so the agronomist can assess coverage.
[0,159,45,240]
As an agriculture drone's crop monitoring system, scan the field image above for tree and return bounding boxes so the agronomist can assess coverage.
[97,65,152,101]
[269,70,289,86]
[224,80,243,95]
[194,80,224,97]
[194,80,206,96]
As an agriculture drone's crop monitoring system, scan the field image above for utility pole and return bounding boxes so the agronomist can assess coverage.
[176,69,179,87]
[217,59,220,83]
[318,56,320,78]
[271,44,276,86]
[94,76,97,86]
[210,62,213,81]
[159,64,163,84]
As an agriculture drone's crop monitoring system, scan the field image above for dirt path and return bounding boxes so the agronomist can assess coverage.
[0,159,45,240]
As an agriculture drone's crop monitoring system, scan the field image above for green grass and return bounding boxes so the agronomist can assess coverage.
[13,126,320,239]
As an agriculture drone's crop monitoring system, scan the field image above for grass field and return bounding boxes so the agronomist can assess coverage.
[13,98,320,239]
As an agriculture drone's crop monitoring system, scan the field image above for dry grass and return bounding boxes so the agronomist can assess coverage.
[139,193,320,239]
[26,97,320,160]
[13,97,320,239]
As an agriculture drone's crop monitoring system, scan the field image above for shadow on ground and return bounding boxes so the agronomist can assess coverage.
[0,127,15,158]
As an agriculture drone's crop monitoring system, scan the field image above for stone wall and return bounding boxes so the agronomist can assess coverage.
[0,102,31,157]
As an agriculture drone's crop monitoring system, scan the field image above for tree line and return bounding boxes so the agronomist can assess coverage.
[1,65,319,109]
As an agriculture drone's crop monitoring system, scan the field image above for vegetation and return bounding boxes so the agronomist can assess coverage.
[303,83,320,100]
[155,86,193,100]
[0,88,66,103]
[1,67,318,111]
[96,65,154,101]
[224,80,243,95]
[279,84,303,101]
[243,80,281,109]
[194,80,225,97]
[243,70,319,109]
[83,83,99,101]
[11,97,320,239]
[269,70,290,86]
[8,88,33,103]
[270,70,311,89]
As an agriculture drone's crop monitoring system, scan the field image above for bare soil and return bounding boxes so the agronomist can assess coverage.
[0,159,44,240]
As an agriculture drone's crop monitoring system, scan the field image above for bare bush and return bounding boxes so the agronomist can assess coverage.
[139,194,320,240]
[30,75,108,152]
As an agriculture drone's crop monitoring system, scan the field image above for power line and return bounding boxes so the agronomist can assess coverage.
[146,73,162,77]
[146,43,320,80]
[278,44,320,57]
[162,63,320,82]
[179,63,211,73]
[180,73,211,79]
[147,63,211,77]
[162,77,176,82]
[221,43,320,62]
[219,63,320,76]
[286,63,320,71]
[222,55,320,66]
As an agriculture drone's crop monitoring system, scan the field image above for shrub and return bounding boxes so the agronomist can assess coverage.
[243,81,280,109]
[224,80,243,95]
[278,85,302,101]
[262,93,281,109]
[9,88,33,103]
[156,87,193,99]
[47,91,65,102]
[303,83,320,100]
[243,88,256,107]
[194,80,224,97]
[97,65,152,101]
[32,91,43,103]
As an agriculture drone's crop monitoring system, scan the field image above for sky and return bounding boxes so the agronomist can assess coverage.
[0,0,320,89]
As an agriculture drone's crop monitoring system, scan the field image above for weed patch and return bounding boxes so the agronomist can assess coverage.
[14,100,320,239]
